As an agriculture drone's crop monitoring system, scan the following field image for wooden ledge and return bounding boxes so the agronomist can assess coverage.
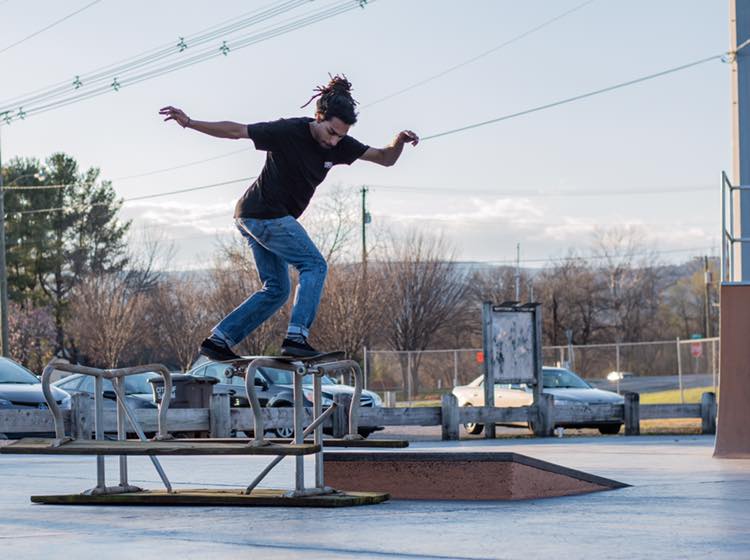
[0,438,319,456]
[179,437,409,448]
[31,488,389,508]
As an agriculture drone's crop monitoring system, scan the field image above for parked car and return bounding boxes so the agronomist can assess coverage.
[187,360,384,438]
[452,366,624,435]
[0,357,71,438]
[54,372,159,411]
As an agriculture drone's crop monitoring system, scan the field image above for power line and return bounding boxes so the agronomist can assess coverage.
[111,148,249,181]
[9,176,252,216]
[364,0,597,108]
[421,53,725,142]
[0,0,103,56]
[3,175,719,217]
[0,0,370,122]
[0,0,307,109]
[23,1,364,120]
[368,183,715,197]
[466,245,719,266]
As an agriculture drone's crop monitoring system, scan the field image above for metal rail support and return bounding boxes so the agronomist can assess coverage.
[40,361,174,494]
[242,357,364,497]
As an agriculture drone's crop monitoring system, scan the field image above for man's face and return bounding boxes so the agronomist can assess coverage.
[313,115,350,149]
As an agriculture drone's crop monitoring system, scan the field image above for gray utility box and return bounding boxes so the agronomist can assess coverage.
[149,374,217,408]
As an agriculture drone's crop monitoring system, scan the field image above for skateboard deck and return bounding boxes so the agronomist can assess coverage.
[218,351,347,365]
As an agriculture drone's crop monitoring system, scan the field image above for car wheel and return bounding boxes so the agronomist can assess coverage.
[463,404,484,435]
[271,402,294,439]
[598,424,622,435]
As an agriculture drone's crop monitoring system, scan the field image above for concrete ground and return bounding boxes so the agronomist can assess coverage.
[1,435,748,559]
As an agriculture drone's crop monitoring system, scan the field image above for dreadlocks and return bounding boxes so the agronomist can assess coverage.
[300,74,359,125]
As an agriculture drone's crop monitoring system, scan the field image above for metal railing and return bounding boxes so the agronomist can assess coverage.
[721,170,750,284]
[40,361,174,495]
[365,337,720,402]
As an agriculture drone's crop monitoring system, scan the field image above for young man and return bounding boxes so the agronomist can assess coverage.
[160,75,418,360]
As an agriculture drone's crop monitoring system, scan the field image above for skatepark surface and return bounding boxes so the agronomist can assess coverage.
[1,435,748,559]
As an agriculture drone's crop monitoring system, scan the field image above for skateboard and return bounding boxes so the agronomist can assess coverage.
[218,351,346,366]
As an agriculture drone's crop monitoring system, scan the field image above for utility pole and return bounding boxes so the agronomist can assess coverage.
[361,186,370,274]
[0,127,8,357]
[704,255,712,338]
[716,1,750,457]
[514,243,521,301]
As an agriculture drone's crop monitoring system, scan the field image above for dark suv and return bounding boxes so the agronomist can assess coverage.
[187,359,383,438]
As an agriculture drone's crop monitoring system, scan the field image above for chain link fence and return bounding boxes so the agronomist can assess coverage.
[364,337,719,403]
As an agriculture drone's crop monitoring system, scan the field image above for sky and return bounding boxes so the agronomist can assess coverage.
[0,0,733,269]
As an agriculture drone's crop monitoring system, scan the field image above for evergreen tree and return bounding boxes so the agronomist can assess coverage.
[2,152,130,353]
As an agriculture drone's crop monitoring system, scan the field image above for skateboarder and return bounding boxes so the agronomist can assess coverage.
[160,75,418,360]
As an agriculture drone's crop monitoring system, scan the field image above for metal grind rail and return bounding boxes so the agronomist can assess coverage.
[2,355,373,504]
[241,356,364,497]
[40,361,174,495]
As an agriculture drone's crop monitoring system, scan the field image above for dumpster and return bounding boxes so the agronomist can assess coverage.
[149,374,217,408]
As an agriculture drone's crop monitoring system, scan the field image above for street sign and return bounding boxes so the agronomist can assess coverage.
[690,334,703,358]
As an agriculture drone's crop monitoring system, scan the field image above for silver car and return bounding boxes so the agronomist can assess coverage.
[0,357,71,438]
[452,366,624,435]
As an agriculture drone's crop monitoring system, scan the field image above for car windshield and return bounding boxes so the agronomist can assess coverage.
[261,367,335,386]
[0,358,39,384]
[543,369,590,389]
[73,373,157,395]
[119,373,158,394]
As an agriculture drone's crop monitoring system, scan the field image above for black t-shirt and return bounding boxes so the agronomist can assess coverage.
[234,117,369,219]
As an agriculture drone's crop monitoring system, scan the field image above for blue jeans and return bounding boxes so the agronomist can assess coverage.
[212,216,328,347]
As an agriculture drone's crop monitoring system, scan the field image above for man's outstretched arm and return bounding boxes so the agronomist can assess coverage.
[159,106,248,139]
[360,130,419,167]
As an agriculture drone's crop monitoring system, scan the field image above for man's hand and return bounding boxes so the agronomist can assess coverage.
[159,106,191,128]
[396,130,419,147]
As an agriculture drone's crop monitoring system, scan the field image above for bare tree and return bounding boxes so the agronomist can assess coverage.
[301,184,359,264]
[151,275,214,371]
[592,226,662,342]
[7,301,56,372]
[68,273,149,368]
[312,263,386,359]
[380,232,467,395]
[536,253,605,346]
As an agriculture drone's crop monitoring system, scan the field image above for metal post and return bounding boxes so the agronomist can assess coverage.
[615,342,621,375]
[0,127,9,357]
[363,345,368,390]
[676,337,684,404]
[313,373,324,489]
[406,352,412,402]
[704,256,712,337]
[730,0,750,279]
[115,377,128,488]
[481,302,496,439]
[94,375,105,492]
[453,350,458,387]
[293,367,304,493]
[712,339,718,392]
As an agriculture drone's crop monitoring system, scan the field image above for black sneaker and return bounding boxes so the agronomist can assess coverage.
[280,337,322,358]
[198,338,240,362]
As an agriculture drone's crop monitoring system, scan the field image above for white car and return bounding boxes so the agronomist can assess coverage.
[452,366,624,435]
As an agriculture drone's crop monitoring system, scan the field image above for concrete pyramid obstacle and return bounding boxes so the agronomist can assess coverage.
[324,451,628,500]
